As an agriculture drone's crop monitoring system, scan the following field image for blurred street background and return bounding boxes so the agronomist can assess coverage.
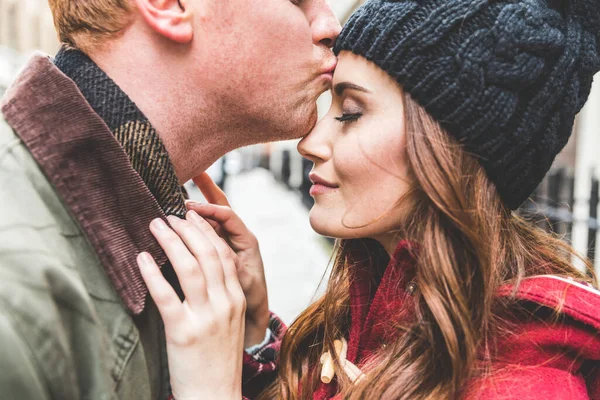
[2,0,600,324]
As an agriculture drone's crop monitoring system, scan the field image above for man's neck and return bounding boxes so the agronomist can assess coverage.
[90,43,239,184]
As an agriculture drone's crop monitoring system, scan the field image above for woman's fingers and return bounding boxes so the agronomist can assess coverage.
[166,215,227,293]
[201,216,226,239]
[202,216,221,232]
[149,218,207,307]
[185,211,243,296]
[137,252,185,328]
[186,203,256,250]
[186,203,243,235]
[192,172,231,206]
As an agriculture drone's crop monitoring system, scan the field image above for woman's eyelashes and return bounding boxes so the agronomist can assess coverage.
[335,97,365,124]
[335,112,362,123]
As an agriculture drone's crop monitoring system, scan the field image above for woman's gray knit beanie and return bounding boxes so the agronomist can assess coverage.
[334,0,600,209]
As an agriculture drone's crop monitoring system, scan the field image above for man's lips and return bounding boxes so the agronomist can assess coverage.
[320,59,337,78]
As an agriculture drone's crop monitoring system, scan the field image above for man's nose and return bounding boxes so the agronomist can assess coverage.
[311,1,342,48]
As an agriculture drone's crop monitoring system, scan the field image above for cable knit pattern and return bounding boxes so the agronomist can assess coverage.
[335,0,600,209]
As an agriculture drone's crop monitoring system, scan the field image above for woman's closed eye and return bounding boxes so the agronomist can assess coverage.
[335,96,365,124]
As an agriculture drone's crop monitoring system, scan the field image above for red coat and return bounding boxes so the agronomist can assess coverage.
[243,241,600,399]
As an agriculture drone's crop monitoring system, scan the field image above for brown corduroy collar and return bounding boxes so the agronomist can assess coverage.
[0,54,168,314]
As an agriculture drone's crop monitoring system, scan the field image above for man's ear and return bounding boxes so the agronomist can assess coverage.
[134,0,193,43]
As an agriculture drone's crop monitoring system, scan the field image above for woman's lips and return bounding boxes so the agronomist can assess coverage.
[309,183,337,196]
[309,173,338,196]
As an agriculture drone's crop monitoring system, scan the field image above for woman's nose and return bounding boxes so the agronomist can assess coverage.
[297,120,332,163]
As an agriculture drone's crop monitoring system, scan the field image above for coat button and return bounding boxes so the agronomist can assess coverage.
[406,281,417,295]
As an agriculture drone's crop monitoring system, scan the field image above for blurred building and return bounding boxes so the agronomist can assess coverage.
[0,0,58,96]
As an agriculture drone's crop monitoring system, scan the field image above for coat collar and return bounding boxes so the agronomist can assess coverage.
[498,274,600,331]
[344,240,600,364]
[53,47,188,218]
[314,240,418,399]
[1,53,168,314]
[346,240,418,364]
[315,240,600,399]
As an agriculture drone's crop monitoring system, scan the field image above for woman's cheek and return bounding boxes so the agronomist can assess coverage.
[332,129,407,229]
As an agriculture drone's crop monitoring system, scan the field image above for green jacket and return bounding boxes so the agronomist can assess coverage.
[0,55,172,399]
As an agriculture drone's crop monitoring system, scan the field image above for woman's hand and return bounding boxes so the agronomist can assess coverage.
[186,173,270,348]
[137,212,246,400]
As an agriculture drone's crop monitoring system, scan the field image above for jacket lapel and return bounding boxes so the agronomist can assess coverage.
[1,54,168,314]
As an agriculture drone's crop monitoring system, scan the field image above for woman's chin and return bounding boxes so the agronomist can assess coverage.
[309,209,359,240]
[308,208,336,238]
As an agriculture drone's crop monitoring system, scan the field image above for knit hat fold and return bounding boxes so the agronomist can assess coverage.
[335,0,600,209]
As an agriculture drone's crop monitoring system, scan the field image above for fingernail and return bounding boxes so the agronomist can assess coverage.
[166,215,180,225]
[185,199,204,208]
[151,218,168,230]
[137,252,153,267]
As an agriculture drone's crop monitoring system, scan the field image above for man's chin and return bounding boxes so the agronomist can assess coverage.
[278,108,318,141]
[304,113,319,135]
[302,107,319,135]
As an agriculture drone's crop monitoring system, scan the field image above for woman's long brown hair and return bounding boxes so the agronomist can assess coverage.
[259,91,596,400]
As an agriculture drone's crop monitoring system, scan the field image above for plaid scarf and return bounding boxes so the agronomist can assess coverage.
[54,47,188,217]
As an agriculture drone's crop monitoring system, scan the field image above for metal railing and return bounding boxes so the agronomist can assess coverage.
[520,168,599,268]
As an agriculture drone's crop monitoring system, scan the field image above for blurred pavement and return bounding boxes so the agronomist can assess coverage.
[186,169,333,324]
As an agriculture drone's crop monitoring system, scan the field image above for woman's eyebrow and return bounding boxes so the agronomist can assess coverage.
[333,81,372,96]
